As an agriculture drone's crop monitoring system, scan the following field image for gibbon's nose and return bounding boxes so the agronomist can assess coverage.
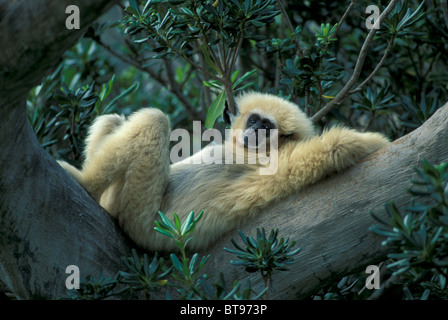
[244,129,258,148]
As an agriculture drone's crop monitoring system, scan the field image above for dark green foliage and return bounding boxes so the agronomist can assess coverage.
[65,212,268,300]
[371,160,448,299]
[154,211,211,299]
[119,250,172,298]
[224,228,301,290]
[27,50,139,167]
[66,274,127,300]
[380,0,426,38]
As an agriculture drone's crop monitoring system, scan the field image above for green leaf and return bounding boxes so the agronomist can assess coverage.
[157,211,176,232]
[189,253,198,275]
[181,211,195,235]
[199,43,219,74]
[173,212,181,232]
[103,82,139,112]
[170,254,184,273]
[232,69,256,90]
[204,90,226,129]
[154,224,174,239]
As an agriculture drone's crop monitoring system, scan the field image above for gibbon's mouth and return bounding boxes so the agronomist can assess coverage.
[281,133,294,139]
[242,129,269,149]
[240,130,294,149]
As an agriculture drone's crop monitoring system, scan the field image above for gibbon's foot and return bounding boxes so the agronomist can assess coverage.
[57,160,83,184]
[80,108,171,205]
[321,127,389,172]
[84,114,126,162]
[124,108,171,141]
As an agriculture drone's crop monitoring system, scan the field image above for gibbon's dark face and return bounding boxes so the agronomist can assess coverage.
[243,113,276,149]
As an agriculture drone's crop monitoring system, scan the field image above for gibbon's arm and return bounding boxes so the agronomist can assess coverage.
[216,127,389,219]
[286,126,389,190]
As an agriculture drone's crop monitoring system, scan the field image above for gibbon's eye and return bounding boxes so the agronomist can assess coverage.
[261,120,272,130]
[247,114,260,127]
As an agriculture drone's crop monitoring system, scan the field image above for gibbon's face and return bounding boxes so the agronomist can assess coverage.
[242,112,277,149]
[225,92,315,149]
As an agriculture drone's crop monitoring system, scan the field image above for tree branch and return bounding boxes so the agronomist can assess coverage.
[311,0,398,123]
[94,37,205,121]
[0,0,130,300]
[162,57,206,121]
[349,36,395,95]
[202,101,448,299]
[276,0,304,59]
[335,0,357,36]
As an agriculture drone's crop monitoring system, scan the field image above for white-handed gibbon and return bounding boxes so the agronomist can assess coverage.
[58,92,389,251]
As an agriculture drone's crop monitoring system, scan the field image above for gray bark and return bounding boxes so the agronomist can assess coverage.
[0,0,447,300]
[0,0,129,300]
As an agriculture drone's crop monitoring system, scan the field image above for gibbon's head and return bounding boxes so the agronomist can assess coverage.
[223,92,315,149]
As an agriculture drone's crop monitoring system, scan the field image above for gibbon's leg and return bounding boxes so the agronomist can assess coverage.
[79,108,171,213]
[84,114,126,164]
[287,126,389,190]
[57,114,125,187]
[101,109,172,249]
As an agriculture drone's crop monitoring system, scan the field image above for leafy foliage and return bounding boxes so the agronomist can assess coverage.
[224,228,301,290]
[66,211,269,300]
[371,160,448,299]
[119,250,171,299]
[65,274,128,300]
[27,59,139,167]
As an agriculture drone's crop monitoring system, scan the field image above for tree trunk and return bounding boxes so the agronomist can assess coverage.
[1,0,447,300]
[0,0,129,300]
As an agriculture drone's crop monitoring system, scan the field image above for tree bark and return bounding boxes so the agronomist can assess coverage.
[0,0,129,300]
[1,0,447,300]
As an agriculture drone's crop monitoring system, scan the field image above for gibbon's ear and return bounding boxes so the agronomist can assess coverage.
[222,100,239,126]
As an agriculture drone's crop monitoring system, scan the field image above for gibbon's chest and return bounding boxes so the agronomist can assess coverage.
[160,157,252,214]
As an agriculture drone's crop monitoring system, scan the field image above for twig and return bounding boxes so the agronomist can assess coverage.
[335,1,357,35]
[96,37,166,84]
[224,33,244,116]
[304,91,310,116]
[311,0,399,123]
[227,32,243,80]
[276,0,304,58]
[95,37,205,120]
[191,5,225,77]
[349,36,395,95]
[363,113,375,132]
[441,0,448,30]
[367,274,399,300]
[162,58,205,120]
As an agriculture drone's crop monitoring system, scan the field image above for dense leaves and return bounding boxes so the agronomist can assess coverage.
[371,160,448,299]
[224,228,301,292]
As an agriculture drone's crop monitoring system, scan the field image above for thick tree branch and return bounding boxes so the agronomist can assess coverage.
[0,0,130,300]
[202,101,448,299]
